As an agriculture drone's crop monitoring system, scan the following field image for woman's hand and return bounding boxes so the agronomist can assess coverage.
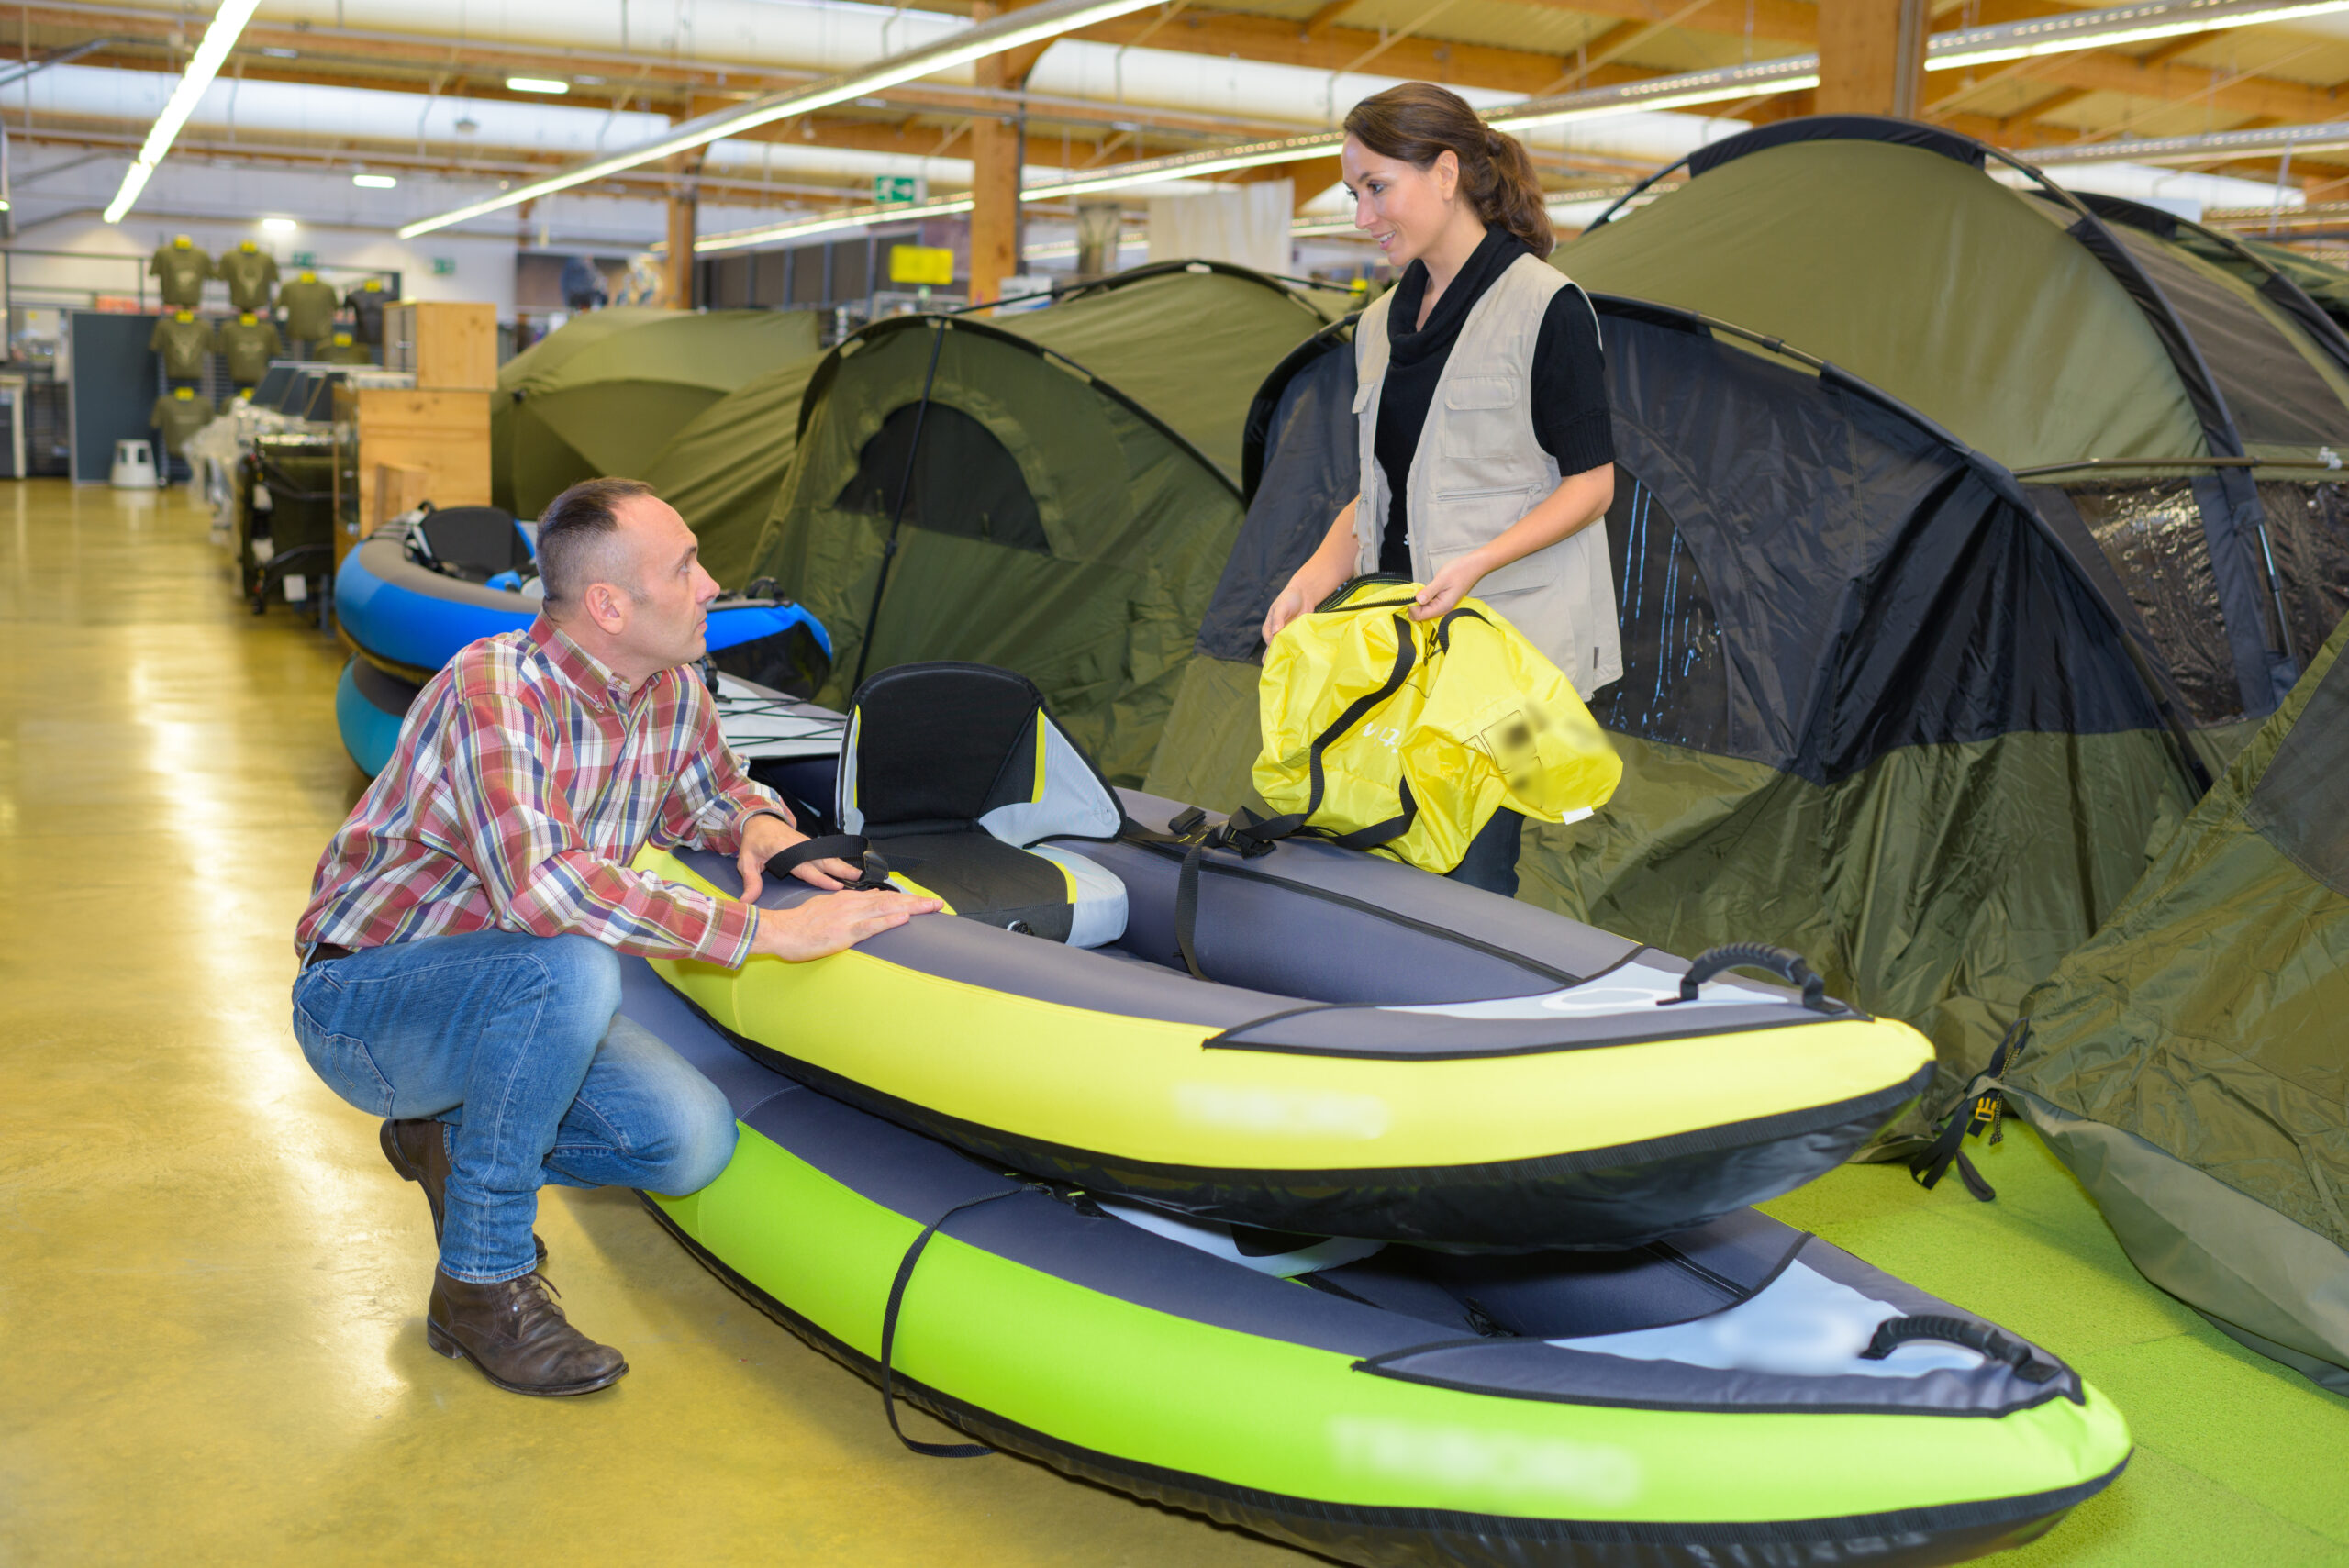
[1411,551,1488,620]
[1262,577,1319,643]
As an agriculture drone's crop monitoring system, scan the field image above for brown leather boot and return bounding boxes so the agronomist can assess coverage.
[380,1118,546,1268]
[426,1268,629,1396]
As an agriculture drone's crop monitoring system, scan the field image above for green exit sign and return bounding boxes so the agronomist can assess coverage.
[290,250,317,267]
[431,257,457,275]
[873,174,926,206]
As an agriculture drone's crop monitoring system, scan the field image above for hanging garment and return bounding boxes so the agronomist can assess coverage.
[217,317,285,384]
[149,244,212,309]
[344,284,393,344]
[150,393,216,456]
[1252,575,1622,873]
[216,248,280,313]
[279,276,340,342]
[150,315,215,380]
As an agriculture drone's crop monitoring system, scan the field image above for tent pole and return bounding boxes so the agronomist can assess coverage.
[849,317,946,694]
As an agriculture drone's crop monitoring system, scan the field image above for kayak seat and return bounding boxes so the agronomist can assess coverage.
[409,504,530,584]
[841,662,1128,947]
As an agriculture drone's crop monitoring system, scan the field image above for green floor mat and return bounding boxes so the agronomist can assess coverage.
[1761,1128,2349,1566]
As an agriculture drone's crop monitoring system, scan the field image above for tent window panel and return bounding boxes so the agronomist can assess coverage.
[835,402,1050,554]
[2068,482,2243,725]
[2254,482,2349,671]
[1594,471,1731,751]
[2114,230,2349,450]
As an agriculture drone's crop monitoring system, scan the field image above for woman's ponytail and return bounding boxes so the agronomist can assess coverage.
[1344,83,1554,258]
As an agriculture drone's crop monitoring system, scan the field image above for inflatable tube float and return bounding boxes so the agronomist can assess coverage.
[335,661,843,783]
[333,506,831,695]
[643,663,1938,1251]
[621,957,2130,1568]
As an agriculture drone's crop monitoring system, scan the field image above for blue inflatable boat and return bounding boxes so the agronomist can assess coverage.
[333,504,831,776]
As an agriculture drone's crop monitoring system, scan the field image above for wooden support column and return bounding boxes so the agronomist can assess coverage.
[1816,0,1928,118]
[967,3,1052,306]
[665,150,705,309]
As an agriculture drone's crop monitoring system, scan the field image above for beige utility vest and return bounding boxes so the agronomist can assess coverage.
[1353,253,1623,698]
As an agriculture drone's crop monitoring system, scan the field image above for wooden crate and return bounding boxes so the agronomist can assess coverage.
[383,301,496,389]
[331,385,491,564]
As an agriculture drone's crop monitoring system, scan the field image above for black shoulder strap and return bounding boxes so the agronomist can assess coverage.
[877,1185,1029,1457]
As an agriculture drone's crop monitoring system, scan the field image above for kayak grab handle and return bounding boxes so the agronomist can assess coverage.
[1861,1314,2060,1384]
[1677,943,1835,1013]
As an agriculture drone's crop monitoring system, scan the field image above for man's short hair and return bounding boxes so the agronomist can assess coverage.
[537,477,655,610]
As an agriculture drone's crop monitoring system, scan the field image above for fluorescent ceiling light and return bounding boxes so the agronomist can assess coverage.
[102,0,262,224]
[262,217,297,230]
[401,0,1163,239]
[2019,121,2349,164]
[700,0,2321,257]
[352,172,398,188]
[1925,0,2349,69]
[506,77,570,94]
[697,196,978,251]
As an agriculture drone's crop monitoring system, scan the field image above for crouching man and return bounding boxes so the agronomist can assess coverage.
[291,477,937,1396]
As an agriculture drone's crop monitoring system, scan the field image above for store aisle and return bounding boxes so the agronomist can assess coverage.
[0,483,1298,1565]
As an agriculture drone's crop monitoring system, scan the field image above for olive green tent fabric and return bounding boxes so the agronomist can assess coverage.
[1008,266,1350,480]
[1145,655,2181,1107]
[1558,122,2349,741]
[2234,239,2349,331]
[640,352,826,590]
[743,265,1346,784]
[492,307,820,517]
[2005,612,2349,1391]
[1560,139,2206,473]
[1151,280,2210,1125]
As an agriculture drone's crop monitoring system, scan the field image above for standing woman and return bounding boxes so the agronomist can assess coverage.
[1261,83,1620,897]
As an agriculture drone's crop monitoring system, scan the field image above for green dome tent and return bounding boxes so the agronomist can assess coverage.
[740,261,1350,784]
[1147,287,2210,1107]
[640,351,827,591]
[1561,117,2349,747]
[492,306,820,519]
[1971,612,2349,1394]
[2228,237,2349,337]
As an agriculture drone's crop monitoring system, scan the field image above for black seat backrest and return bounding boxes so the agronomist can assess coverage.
[841,662,1122,844]
[416,506,529,582]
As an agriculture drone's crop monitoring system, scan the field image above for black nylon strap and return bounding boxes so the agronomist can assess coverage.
[765,833,895,892]
[1329,774,1417,851]
[766,834,868,878]
[1174,614,1421,980]
[1909,1019,2031,1201]
[878,1185,1029,1457]
[1299,612,1417,828]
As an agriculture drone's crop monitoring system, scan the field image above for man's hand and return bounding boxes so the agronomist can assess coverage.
[748,889,942,962]
[737,814,863,900]
[1412,552,1489,621]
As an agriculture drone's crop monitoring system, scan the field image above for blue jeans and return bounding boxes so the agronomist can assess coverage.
[1447,807,1523,898]
[289,929,737,1284]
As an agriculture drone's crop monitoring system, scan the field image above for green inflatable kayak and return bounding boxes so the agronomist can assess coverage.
[622,959,2130,1566]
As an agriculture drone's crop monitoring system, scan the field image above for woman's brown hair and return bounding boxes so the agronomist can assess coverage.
[1343,83,1553,259]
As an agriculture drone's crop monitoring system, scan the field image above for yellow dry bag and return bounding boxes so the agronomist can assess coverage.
[1252,576,1621,873]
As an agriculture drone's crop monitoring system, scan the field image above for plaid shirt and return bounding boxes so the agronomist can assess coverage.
[298,617,787,966]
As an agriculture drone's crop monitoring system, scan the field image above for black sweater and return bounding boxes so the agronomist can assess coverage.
[1375,226,1613,573]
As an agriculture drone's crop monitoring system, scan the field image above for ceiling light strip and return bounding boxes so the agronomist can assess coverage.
[398,0,1163,239]
[691,0,2343,255]
[1924,0,2349,69]
[103,0,262,223]
[2017,121,2349,164]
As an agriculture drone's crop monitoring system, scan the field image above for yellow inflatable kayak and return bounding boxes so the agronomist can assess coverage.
[646,662,1935,1250]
